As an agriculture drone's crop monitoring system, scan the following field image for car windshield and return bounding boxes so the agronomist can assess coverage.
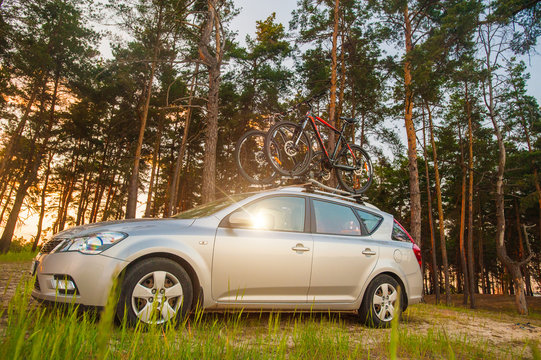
[171,193,254,219]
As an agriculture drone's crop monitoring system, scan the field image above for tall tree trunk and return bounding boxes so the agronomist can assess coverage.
[145,118,163,217]
[126,5,164,218]
[403,5,422,247]
[465,81,476,308]
[481,23,531,314]
[76,171,89,226]
[32,152,52,251]
[427,103,451,304]
[89,141,110,223]
[422,108,440,303]
[199,0,224,204]
[0,68,59,252]
[0,158,41,252]
[0,77,44,179]
[511,81,541,242]
[0,175,16,224]
[328,0,339,149]
[478,199,486,293]
[57,175,76,232]
[458,126,470,305]
[102,171,118,222]
[337,25,346,125]
[54,141,80,232]
[167,63,198,214]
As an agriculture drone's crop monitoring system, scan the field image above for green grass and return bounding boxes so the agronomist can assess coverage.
[0,276,537,359]
[0,251,38,262]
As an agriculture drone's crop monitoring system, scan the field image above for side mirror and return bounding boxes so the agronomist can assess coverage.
[227,210,274,229]
[228,211,252,228]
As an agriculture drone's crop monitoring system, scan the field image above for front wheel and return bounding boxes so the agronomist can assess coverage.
[335,144,373,194]
[117,258,193,325]
[265,121,312,177]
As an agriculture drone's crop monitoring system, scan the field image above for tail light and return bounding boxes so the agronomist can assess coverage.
[412,243,422,269]
[393,219,422,269]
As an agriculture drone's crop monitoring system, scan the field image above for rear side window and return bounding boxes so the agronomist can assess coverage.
[355,209,383,233]
[392,220,412,242]
[313,200,361,236]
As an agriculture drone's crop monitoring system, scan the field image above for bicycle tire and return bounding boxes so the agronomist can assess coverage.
[335,144,373,194]
[265,121,312,177]
[235,130,278,184]
[308,151,335,187]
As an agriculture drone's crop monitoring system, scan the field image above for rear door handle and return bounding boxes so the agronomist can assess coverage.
[292,243,310,252]
[362,248,376,256]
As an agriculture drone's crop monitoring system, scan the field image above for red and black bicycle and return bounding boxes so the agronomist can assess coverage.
[264,94,373,194]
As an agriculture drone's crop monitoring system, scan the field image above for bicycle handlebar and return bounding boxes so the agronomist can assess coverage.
[266,89,329,118]
[288,89,328,112]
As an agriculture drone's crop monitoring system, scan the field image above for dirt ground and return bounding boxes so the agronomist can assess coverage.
[0,261,32,308]
[1,260,540,358]
[424,293,541,314]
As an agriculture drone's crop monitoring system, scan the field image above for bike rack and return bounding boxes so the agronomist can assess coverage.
[243,177,368,206]
[302,179,366,205]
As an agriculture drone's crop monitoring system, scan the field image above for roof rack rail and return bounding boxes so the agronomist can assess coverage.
[302,179,366,205]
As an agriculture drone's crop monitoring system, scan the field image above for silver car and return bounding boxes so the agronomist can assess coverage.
[31,186,422,327]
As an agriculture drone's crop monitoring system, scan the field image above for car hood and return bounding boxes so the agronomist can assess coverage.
[53,218,195,238]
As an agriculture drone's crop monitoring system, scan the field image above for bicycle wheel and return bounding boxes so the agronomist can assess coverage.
[265,121,312,177]
[308,151,335,187]
[235,130,277,184]
[335,144,373,194]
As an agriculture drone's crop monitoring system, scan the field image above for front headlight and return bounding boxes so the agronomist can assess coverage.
[63,232,127,254]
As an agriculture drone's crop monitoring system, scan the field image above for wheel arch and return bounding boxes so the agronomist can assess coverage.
[117,252,203,311]
[360,271,409,311]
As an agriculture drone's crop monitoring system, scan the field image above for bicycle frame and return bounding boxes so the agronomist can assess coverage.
[294,110,358,171]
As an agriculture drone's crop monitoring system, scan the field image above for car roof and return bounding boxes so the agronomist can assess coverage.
[273,186,382,212]
[219,184,385,217]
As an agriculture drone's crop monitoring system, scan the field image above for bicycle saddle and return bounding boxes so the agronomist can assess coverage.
[339,117,358,124]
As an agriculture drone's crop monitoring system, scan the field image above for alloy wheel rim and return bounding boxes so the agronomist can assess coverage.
[372,283,397,322]
[131,270,183,324]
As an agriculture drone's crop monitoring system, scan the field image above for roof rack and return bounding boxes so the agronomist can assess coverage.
[301,179,366,205]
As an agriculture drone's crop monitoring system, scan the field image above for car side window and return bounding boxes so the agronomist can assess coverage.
[355,209,383,234]
[230,196,305,232]
[313,200,361,236]
[392,221,411,242]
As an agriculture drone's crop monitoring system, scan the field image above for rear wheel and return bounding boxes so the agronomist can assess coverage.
[335,144,373,194]
[265,121,312,177]
[117,258,193,326]
[358,274,401,328]
[235,130,277,184]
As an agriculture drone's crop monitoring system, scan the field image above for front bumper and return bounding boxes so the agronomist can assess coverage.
[31,252,128,307]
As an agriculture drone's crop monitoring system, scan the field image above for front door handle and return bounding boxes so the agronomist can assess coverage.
[362,248,376,256]
[292,243,310,252]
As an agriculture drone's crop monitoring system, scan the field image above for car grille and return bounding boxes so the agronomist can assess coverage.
[40,238,63,254]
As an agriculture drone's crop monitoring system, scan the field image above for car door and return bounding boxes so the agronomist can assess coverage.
[212,195,313,303]
[307,199,381,303]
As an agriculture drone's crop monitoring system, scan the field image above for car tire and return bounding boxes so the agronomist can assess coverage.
[117,257,193,325]
[358,274,402,328]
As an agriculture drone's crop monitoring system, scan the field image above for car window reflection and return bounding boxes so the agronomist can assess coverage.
[313,200,361,236]
[231,196,305,232]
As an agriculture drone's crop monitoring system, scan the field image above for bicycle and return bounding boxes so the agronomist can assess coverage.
[264,95,373,194]
[234,112,287,185]
[235,129,277,185]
